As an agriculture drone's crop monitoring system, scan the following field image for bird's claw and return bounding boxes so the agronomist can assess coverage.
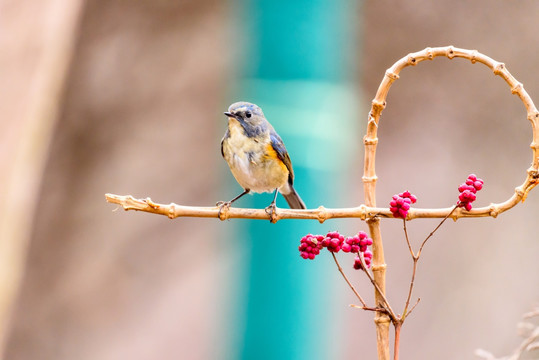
[265,203,278,223]
[216,201,231,220]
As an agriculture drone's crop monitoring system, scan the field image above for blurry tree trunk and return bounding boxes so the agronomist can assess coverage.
[0,0,84,355]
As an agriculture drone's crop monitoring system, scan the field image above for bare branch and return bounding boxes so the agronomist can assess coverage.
[350,304,388,313]
[417,206,458,257]
[105,193,534,222]
[330,252,368,308]
[357,253,397,321]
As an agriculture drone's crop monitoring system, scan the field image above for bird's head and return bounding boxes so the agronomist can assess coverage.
[224,102,267,130]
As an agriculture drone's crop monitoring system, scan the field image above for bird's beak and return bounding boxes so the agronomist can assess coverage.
[224,111,234,118]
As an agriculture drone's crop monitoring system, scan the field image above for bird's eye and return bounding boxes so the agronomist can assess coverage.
[245,111,252,118]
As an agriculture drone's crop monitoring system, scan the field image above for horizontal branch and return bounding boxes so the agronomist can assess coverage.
[104,192,532,223]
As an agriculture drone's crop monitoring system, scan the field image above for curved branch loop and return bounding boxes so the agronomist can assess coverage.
[363,46,539,214]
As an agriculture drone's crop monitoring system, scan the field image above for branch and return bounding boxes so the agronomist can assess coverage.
[475,306,539,360]
[402,220,417,318]
[330,252,368,308]
[362,46,539,220]
[350,304,388,313]
[357,253,397,322]
[416,205,457,257]
[402,207,456,318]
[104,193,535,222]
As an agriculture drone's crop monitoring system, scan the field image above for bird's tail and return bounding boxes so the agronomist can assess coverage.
[282,185,306,209]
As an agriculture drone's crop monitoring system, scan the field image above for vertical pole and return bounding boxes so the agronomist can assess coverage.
[227,0,362,359]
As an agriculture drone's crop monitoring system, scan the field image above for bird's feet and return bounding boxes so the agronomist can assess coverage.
[264,203,278,223]
[216,201,231,220]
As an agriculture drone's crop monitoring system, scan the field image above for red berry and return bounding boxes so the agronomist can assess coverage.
[300,230,373,267]
[457,174,483,211]
[353,256,363,270]
[389,191,417,218]
[299,234,323,260]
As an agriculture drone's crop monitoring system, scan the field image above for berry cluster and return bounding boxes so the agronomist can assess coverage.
[389,191,417,219]
[457,174,484,211]
[342,231,372,254]
[321,231,345,252]
[299,231,373,270]
[299,234,324,260]
[353,252,373,270]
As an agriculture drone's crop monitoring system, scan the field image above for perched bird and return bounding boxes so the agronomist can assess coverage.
[219,101,306,215]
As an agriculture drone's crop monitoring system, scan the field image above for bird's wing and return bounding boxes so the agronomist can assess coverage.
[220,129,229,158]
[270,131,294,183]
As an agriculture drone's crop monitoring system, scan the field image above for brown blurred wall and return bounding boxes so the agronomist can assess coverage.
[5,1,232,359]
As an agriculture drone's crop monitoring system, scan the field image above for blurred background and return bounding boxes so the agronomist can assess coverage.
[1,0,539,359]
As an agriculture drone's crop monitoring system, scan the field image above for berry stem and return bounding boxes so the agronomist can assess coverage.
[406,298,421,317]
[358,253,397,321]
[417,205,458,257]
[402,206,457,318]
[402,219,417,318]
[330,252,368,308]
[402,218,415,259]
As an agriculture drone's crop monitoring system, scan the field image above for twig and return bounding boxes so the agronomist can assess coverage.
[402,220,418,318]
[350,304,388,313]
[523,308,539,319]
[357,253,396,321]
[330,252,368,308]
[476,306,539,359]
[402,207,456,317]
[417,205,458,257]
[403,219,414,258]
[406,298,421,317]
[402,260,419,319]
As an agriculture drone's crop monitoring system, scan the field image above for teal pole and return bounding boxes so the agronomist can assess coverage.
[226,0,362,359]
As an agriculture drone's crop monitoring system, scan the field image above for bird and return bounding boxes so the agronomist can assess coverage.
[219,101,306,217]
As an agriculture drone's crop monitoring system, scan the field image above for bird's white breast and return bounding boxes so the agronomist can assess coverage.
[222,119,288,193]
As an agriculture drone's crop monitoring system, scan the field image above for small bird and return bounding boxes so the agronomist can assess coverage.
[219,101,306,215]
